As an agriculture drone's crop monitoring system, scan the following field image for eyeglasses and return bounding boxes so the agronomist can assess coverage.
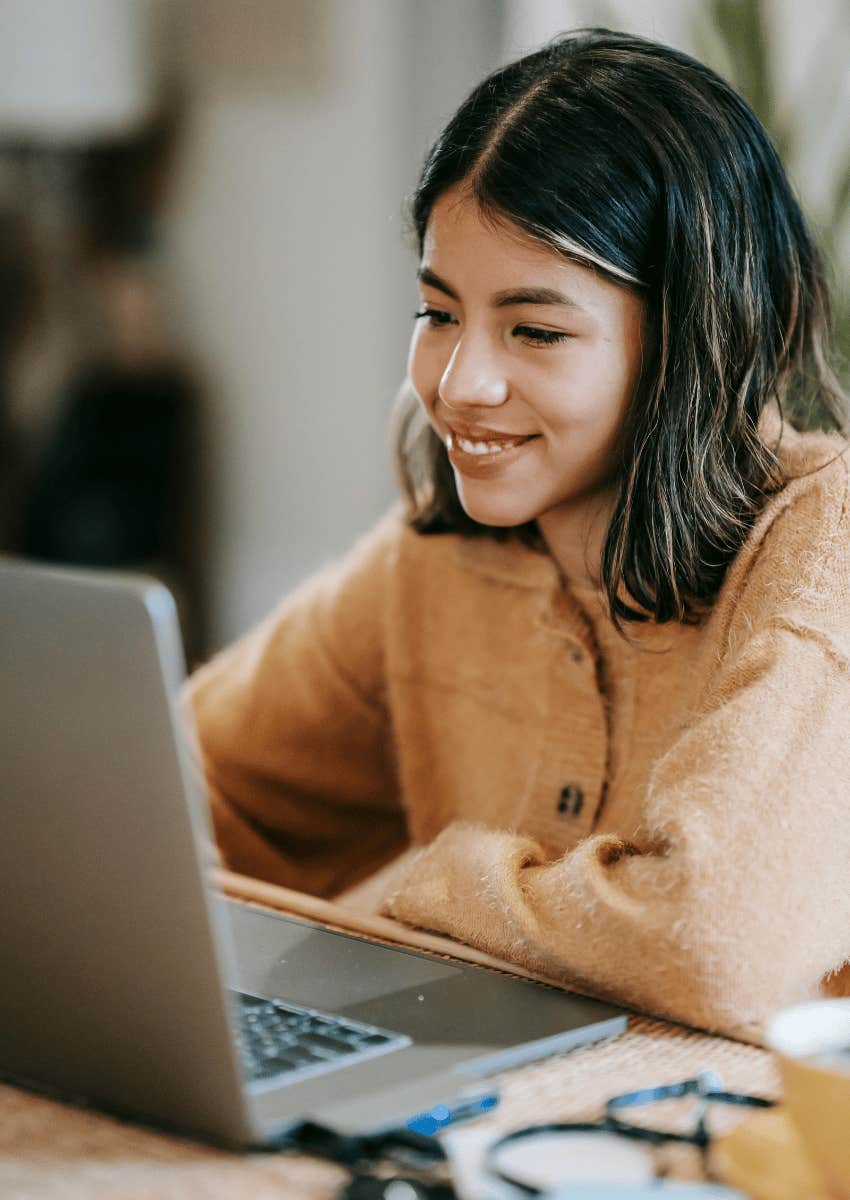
[483,1070,775,1195]
[278,1070,775,1199]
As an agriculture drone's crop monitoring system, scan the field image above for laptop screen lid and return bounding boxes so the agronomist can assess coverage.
[0,557,255,1145]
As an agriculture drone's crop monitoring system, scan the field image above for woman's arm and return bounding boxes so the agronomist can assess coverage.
[382,464,850,1043]
[182,509,408,898]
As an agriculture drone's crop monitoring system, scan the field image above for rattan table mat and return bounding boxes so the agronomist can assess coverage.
[0,882,783,1199]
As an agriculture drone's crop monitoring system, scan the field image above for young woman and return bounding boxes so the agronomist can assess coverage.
[185,29,850,1044]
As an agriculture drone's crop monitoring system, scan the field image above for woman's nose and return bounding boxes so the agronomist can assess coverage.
[438,336,509,410]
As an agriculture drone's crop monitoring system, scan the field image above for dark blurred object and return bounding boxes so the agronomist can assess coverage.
[78,88,180,257]
[0,205,41,547]
[21,362,194,568]
[0,208,39,375]
[18,354,204,662]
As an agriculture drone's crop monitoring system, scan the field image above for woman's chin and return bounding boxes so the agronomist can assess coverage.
[456,492,539,529]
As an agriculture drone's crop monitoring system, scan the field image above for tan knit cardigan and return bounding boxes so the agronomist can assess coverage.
[185,414,850,1045]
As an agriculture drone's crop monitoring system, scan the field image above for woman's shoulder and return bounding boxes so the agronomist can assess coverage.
[769,401,849,481]
[720,415,850,628]
[763,416,850,543]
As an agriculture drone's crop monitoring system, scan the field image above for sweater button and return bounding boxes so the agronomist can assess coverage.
[558,784,584,816]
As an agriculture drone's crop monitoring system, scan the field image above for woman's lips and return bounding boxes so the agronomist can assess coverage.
[447,430,534,452]
[446,423,537,445]
[446,430,540,476]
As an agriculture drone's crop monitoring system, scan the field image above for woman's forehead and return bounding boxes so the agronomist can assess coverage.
[421,187,639,315]
[424,185,551,262]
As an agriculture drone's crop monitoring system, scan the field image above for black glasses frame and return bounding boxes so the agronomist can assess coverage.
[483,1070,775,1196]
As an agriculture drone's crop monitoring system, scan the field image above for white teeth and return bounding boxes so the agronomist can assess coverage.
[456,435,521,455]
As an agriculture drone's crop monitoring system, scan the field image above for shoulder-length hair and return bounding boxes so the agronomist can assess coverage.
[392,27,848,629]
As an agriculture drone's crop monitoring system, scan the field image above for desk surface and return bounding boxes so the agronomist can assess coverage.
[0,1012,779,1198]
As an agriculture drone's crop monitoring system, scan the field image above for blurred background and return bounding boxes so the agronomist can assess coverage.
[0,0,846,662]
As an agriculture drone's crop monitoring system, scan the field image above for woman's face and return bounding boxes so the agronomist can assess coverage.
[407,184,646,533]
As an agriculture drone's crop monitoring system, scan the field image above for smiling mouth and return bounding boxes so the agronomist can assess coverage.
[446,431,536,456]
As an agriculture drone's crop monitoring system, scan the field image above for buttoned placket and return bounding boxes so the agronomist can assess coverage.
[524,585,611,851]
[446,536,613,852]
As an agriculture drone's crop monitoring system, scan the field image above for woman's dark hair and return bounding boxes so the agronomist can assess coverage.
[392,27,848,629]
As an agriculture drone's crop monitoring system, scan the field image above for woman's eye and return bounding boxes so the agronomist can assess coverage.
[514,325,573,346]
[412,307,456,327]
[412,310,572,346]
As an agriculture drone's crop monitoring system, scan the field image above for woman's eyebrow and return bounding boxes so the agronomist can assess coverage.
[416,266,459,299]
[492,285,587,311]
[417,267,587,312]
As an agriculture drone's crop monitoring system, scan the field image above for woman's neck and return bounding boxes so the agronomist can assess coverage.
[535,487,617,590]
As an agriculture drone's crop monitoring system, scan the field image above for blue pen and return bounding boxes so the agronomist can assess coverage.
[405,1088,500,1137]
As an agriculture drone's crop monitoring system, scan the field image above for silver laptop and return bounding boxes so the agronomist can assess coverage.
[0,556,627,1149]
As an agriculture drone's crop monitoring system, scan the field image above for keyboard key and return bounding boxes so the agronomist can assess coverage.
[231,990,409,1086]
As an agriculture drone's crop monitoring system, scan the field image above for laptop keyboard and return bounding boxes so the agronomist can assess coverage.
[232,990,410,1087]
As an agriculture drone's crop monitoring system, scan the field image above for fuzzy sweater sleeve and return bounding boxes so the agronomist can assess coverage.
[182,509,407,898]
[382,464,850,1043]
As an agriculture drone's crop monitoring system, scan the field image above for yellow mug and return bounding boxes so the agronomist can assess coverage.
[765,999,850,1200]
